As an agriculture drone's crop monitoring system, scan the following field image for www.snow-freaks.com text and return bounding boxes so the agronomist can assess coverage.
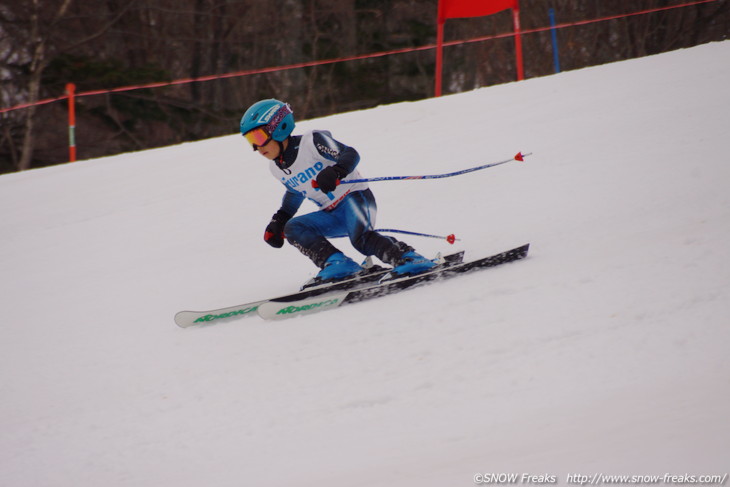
[472,473,728,486]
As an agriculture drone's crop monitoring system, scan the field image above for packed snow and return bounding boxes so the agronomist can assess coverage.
[1,42,729,487]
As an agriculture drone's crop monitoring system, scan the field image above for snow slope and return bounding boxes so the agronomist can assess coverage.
[1,42,729,487]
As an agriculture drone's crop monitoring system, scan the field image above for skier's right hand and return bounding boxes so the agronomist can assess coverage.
[264,210,292,248]
[315,164,348,194]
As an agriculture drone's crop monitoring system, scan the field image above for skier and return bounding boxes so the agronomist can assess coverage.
[240,98,436,283]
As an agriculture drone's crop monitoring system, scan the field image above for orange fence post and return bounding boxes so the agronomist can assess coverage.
[66,83,76,162]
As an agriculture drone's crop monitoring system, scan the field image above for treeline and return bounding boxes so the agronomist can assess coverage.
[1,0,727,173]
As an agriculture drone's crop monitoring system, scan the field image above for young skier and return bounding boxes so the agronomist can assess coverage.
[240,98,435,283]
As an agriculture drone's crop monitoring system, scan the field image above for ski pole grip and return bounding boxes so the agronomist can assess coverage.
[311,179,341,190]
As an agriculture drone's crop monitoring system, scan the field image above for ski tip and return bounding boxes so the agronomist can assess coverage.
[518,242,531,257]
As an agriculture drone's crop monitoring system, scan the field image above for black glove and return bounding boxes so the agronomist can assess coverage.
[264,210,292,248]
[315,164,348,194]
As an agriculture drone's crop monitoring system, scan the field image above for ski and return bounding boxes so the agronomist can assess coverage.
[174,251,465,328]
[257,243,530,320]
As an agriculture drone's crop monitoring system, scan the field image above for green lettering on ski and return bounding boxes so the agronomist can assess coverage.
[194,306,259,323]
[275,298,340,315]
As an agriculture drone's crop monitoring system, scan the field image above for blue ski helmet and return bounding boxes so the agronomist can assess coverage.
[240,99,294,142]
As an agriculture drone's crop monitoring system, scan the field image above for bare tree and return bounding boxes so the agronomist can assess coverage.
[1,0,726,173]
[2,0,139,171]
[16,0,73,171]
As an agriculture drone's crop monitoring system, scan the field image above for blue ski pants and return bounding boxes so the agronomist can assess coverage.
[284,189,407,267]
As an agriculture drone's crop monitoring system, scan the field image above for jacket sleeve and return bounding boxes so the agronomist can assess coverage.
[279,188,305,217]
[312,131,360,175]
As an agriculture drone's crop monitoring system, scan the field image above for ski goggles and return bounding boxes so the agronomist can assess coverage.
[243,127,272,150]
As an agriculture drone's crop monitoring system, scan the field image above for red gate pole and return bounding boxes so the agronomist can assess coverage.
[435,3,445,97]
[66,83,76,162]
[512,0,524,81]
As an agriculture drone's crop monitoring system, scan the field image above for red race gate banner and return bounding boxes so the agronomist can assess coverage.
[435,0,523,96]
[439,0,515,19]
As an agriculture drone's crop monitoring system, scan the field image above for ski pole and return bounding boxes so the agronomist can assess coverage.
[332,229,460,244]
[312,152,529,189]
[377,228,459,244]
